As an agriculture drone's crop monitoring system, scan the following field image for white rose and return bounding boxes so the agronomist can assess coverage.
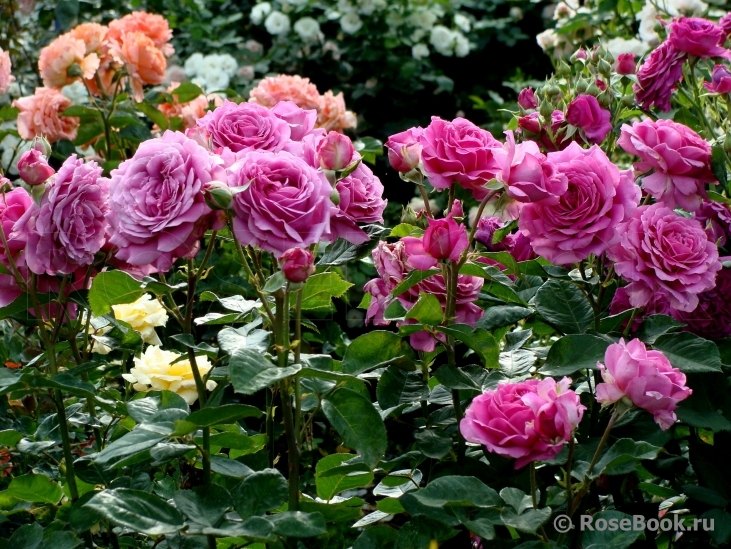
[454,13,471,33]
[61,81,88,104]
[216,53,239,76]
[454,32,470,57]
[265,11,291,35]
[123,346,216,405]
[112,294,169,346]
[358,0,386,16]
[604,37,649,58]
[665,0,707,15]
[407,9,437,30]
[430,25,456,56]
[340,12,363,34]
[536,28,559,51]
[294,17,322,41]
[636,3,661,46]
[509,7,524,20]
[203,71,231,91]
[338,0,356,13]
[411,43,430,59]
[251,2,272,25]
[184,52,205,77]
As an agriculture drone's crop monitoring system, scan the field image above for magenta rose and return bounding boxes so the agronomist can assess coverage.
[669,17,730,59]
[519,142,640,265]
[271,100,317,141]
[618,119,715,212]
[419,116,502,200]
[460,378,585,469]
[228,150,332,256]
[634,41,686,112]
[280,247,316,283]
[721,13,731,35]
[14,155,108,275]
[402,216,468,270]
[475,216,537,262]
[517,87,538,110]
[17,149,55,186]
[695,199,731,246]
[677,268,731,339]
[704,64,731,94]
[385,127,424,173]
[596,338,691,430]
[330,162,387,245]
[317,131,355,171]
[108,131,224,273]
[616,53,637,75]
[608,204,721,312]
[518,110,569,152]
[197,100,291,153]
[0,187,33,306]
[566,94,612,144]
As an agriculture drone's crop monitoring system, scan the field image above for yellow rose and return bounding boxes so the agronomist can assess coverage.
[123,345,216,405]
[112,294,169,345]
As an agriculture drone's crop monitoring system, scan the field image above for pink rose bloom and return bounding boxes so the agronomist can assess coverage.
[496,131,568,204]
[609,286,681,333]
[385,127,424,173]
[0,188,33,307]
[280,247,316,283]
[695,199,731,246]
[228,150,332,256]
[566,94,612,144]
[475,216,537,262]
[197,101,291,154]
[518,110,569,152]
[721,13,731,35]
[517,87,538,110]
[596,338,691,430]
[13,88,80,143]
[13,155,108,276]
[668,17,730,59]
[460,378,585,469]
[402,216,468,269]
[608,204,721,312]
[420,117,503,200]
[317,131,355,170]
[703,64,731,94]
[676,268,731,339]
[519,142,641,265]
[271,101,317,141]
[618,119,715,212]
[330,162,387,245]
[634,42,686,112]
[0,48,15,96]
[17,149,55,186]
[616,53,637,75]
[108,131,224,273]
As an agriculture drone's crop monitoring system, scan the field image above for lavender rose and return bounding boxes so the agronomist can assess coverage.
[271,100,317,141]
[608,204,721,312]
[704,65,731,94]
[0,188,32,306]
[519,142,640,265]
[634,41,686,112]
[331,162,387,245]
[107,131,224,273]
[695,199,731,246]
[228,150,332,256]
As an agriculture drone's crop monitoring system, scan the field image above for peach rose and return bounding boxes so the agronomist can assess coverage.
[13,88,79,142]
[318,90,356,131]
[157,82,222,130]
[38,34,99,88]
[0,48,14,96]
[114,31,166,101]
[108,11,174,57]
[84,54,119,97]
[68,22,108,54]
[249,74,321,111]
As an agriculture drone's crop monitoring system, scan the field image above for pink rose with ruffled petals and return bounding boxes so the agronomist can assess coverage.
[669,17,730,59]
[330,162,387,245]
[461,378,585,469]
[519,142,640,264]
[618,119,715,212]
[17,149,55,186]
[475,216,537,265]
[634,42,686,112]
[596,338,691,430]
[271,100,317,141]
[704,64,731,94]
[608,204,721,312]
[14,88,80,143]
[420,117,502,200]
[566,94,612,144]
[108,131,224,274]
[695,199,731,246]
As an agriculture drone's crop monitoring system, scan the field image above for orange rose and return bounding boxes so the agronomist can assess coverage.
[0,48,14,96]
[68,22,108,55]
[114,31,166,101]
[108,11,174,57]
[318,90,356,132]
[13,87,79,143]
[38,34,99,88]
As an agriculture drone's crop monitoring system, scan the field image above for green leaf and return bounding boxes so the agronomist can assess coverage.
[533,280,594,334]
[0,105,19,121]
[188,404,262,426]
[354,137,383,155]
[477,305,533,331]
[73,121,105,146]
[404,293,443,325]
[84,489,184,535]
[581,510,642,548]
[5,473,63,503]
[403,476,500,508]
[231,468,287,518]
[499,507,551,534]
[0,429,23,446]
[88,271,144,316]
[377,365,429,409]
[217,326,270,355]
[376,498,405,514]
[595,438,661,476]
[173,484,232,527]
[135,101,169,130]
[540,334,611,376]
[297,272,353,311]
[315,453,374,500]
[635,314,685,344]
[436,325,499,367]
[0,293,51,321]
[414,429,453,459]
[9,523,43,549]
[169,82,204,103]
[391,269,440,296]
[318,225,389,266]
[270,511,327,538]
[209,456,253,479]
[394,516,458,548]
[341,331,414,375]
[38,530,83,549]
[652,332,722,373]
[229,348,300,395]
[389,224,423,238]
[703,509,731,545]
[683,485,728,508]
[433,363,480,390]
[94,427,167,467]
[373,469,422,498]
[711,145,728,189]
[353,525,400,549]
[322,388,387,469]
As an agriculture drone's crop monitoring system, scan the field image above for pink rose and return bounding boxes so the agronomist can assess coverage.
[721,13,731,35]
[695,199,731,246]
[618,119,715,212]
[676,268,731,339]
[616,53,637,75]
[108,131,224,274]
[596,338,691,430]
[519,142,640,265]
[402,216,468,269]
[197,100,291,153]
[419,117,502,200]
[608,204,721,312]
[668,17,730,59]
[517,87,538,110]
[280,247,316,283]
[271,100,317,141]
[703,64,731,94]
[228,150,332,256]
[17,149,55,186]
[497,131,568,204]
[330,162,387,245]
[475,216,537,262]
[609,286,681,333]
[518,110,569,152]
[13,155,108,276]
[317,131,355,170]
[566,94,612,144]
[385,127,423,173]
[460,378,585,469]
[13,87,80,143]
[634,42,686,112]
[0,188,32,307]
[0,48,14,96]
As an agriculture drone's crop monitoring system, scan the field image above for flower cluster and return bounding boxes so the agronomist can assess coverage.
[183,52,239,92]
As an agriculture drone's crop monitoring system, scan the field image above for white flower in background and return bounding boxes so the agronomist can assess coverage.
[216,54,239,75]
[636,0,707,45]
[340,12,363,34]
[454,13,471,33]
[265,11,291,35]
[411,28,427,42]
[184,53,205,77]
[412,43,430,59]
[385,10,405,28]
[338,0,357,13]
[408,9,437,30]
[61,81,88,104]
[184,53,238,92]
[123,346,216,405]
[200,70,231,91]
[637,3,661,45]
[238,65,255,80]
[454,32,470,57]
[664,0,706,15]
[510,7,524,20]
[409,196,439,215]
[536,28,559,51]
[358,0,386,16]
[112,294,169,346]
[294,17,322,41]
[251,2,272,25]
[553,1,577,20]
[604,37,649,58]
[430,25,456,56]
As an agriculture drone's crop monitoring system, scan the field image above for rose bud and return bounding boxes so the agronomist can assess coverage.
[203,181,234,211]
[424,216,468,261]
[31,136,52,156]
[317,131,355,171]
[704,64,731,95]
[385,127,423,173]
[517,87,538,110]
[615,53,637,75]
[17,149,55,186]
[280,247,316,283]
[450,199,464,219]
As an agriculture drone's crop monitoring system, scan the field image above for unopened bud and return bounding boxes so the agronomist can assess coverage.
[598,59,612,77]
[67,63,83,77]
[317,131,355,171]
[17,149,55,186]
[203,181,234,211]
[32,136,52,157]
[401,205,419,225]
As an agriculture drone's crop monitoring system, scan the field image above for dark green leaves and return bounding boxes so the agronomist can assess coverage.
[652,333,722,373]
[377,366,429,409]
[173,484,232,527]
[595,439,661,476]
[4,473,63,504]
[533,280,594,334]
[540,334,611,376]
[88,271,144,316]
[316,454,373,500]
[270,511,327,538]
[232,469,287,518]
[229,348,300,394]
[341,331,414,375]
[187,404,262,426]
[403,476,500,508]
[84,489,185,535]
